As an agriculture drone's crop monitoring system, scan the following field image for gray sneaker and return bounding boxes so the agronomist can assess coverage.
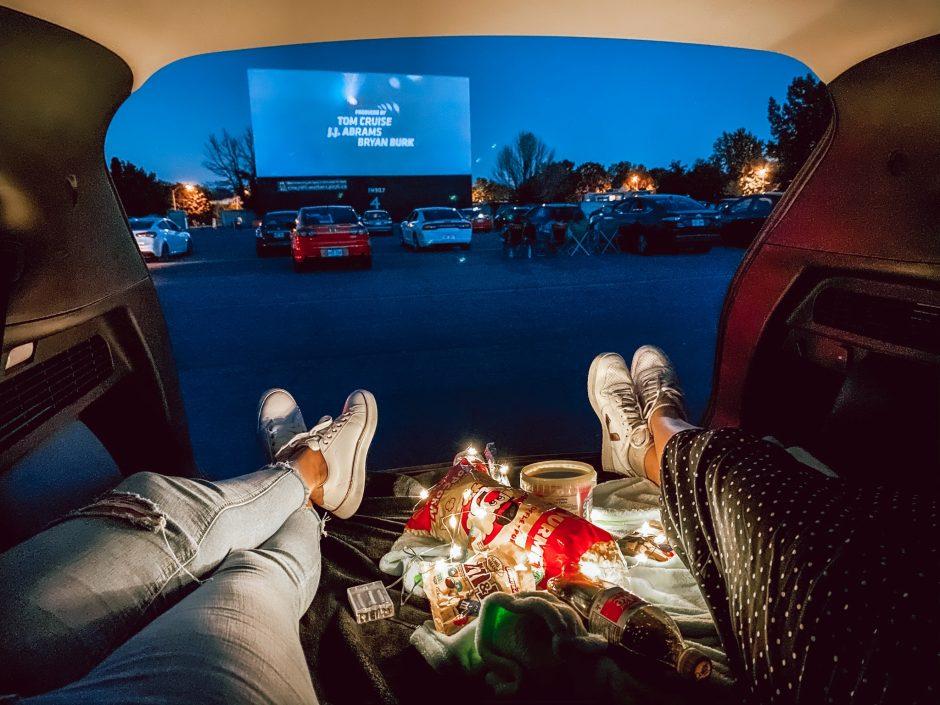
[588,353,652,476]
[631,345,688,421]
[257,388,308,463]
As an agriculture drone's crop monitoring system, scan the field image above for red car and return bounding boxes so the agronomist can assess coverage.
[291,205,371,271]
[460,208,494,232]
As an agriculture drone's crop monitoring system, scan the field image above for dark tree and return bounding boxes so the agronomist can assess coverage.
[517,160,576,203]
[711,128,765,178]
[573,161,611,196]
[493,132,554,189]
[683,159,728,203]
[109,157,169,216]
[472,177,514,204]
[607,161,636,190]
[203,127,256,207]
[650,160,688,194]
[767,74,832,185]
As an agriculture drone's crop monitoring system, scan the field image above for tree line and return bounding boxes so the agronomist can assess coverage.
[474,74,830,204]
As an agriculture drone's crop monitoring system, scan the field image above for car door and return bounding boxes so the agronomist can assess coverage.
[1,7,196,544]
[162,220,182,253]
[402,211,417,241]
[707,36,940,483]
[720,197,754,244]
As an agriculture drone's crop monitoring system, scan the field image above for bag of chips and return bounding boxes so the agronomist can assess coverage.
[407,456,622,588]
[422,548,535,635]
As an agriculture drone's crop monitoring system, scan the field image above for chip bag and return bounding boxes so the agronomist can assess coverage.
[422,548,536,635]
[407,456,621,588]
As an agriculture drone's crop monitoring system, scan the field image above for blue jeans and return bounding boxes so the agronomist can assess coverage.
[0,465,322,704]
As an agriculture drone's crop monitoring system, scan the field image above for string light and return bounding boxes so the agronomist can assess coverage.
[448,516,458,530]
[418,488,429,500]
[653,533,667,545]
[449,543,462,560]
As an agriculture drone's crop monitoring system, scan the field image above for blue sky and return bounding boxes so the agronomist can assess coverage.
[106,36,812,185]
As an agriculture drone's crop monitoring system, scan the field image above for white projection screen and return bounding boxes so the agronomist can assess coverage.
[248,69,471,178]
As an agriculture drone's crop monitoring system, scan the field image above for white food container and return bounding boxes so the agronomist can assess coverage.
[520,460,597,518]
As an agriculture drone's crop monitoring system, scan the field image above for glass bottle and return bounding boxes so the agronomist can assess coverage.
[548,572,711,681]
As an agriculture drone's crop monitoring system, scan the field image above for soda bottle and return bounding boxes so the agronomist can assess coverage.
[547,572,712,681]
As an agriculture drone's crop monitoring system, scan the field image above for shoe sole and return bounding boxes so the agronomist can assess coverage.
[331,389,378,519]
[256,388,302,463]
[587,353,627,474]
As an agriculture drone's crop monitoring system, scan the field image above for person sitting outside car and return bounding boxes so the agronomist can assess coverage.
[0,351,934,704]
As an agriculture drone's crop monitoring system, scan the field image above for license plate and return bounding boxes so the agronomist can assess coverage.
[321,248,347,257]
[691,218,705,227]
[442,234,455,241]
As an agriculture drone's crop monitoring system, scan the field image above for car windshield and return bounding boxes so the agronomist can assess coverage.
[263,212,296,225]
[363,211,389,220]
[329,207,359,224]
[127,217,157,229]
[423,209,460,221]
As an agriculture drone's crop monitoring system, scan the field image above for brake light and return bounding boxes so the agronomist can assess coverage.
[661,216,681,223]
[458,222,471,229]
[137,231,155,238]
[424,223,439,230]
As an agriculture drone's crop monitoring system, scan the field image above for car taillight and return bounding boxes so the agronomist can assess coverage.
[458,222,471,229]
[424,223,439,230]
[138,231,155,238]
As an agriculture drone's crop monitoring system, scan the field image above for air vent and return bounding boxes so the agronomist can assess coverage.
[0,336,113,450]
[813,289,940,354]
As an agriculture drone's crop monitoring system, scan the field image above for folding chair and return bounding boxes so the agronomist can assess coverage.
[594,224,619,254]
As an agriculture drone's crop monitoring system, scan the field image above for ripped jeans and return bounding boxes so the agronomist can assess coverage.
[0,465,323,704]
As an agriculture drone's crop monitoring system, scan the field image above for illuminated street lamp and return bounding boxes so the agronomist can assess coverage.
[171,182,195,210]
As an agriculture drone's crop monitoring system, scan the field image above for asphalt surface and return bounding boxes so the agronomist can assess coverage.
[150,227,744,480]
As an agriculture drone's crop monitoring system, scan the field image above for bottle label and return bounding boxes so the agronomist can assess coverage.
[592,587,646,641]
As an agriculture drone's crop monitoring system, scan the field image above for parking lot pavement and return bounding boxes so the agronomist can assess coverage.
[149,227,744,480]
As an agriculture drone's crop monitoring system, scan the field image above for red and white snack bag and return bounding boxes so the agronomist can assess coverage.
[406,456,620,588]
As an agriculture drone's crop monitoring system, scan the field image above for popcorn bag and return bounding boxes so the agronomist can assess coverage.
[423,548,536,635]
[406,455,622,588]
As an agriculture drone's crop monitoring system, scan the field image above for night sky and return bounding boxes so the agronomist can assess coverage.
[105,36,812,185]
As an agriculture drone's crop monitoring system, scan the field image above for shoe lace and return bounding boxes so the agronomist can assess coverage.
[307,410,352,452]
[607,384,650,448]
[637,368,685,420]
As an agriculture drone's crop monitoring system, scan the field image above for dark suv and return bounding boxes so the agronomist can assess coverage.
[255,210,297,256]
[718,192,783,246]
[593,194,720,254]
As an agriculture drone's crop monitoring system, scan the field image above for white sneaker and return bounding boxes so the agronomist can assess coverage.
[275,390,377,520]
[588,353,651,476]
[257,388,307,463]
[631,345,688,421]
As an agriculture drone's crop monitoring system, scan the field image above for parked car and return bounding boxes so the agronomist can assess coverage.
[459,207,494,232]
[715,197,740,218]
[254,210,296,256]
[521,203,583,252]
[494,204,533,230]
[718,192,784,246]
[593,194,720,254]
[291,205,371,271]
[361,209,393,235]
[128,216,192,260]
[400,207,472,250]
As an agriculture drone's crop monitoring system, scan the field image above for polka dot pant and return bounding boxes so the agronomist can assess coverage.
[659,428,938,704]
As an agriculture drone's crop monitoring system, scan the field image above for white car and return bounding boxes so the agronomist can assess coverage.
[399,207,472,250]
[129,216,193,260]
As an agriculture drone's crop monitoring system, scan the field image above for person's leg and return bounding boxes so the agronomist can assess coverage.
[0,387,375,697]
[22,508,324,705]
[0,463,310,696]
[630,345,938,703]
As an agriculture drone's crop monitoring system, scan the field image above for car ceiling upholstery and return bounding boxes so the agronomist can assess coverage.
[5,0,940,88]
